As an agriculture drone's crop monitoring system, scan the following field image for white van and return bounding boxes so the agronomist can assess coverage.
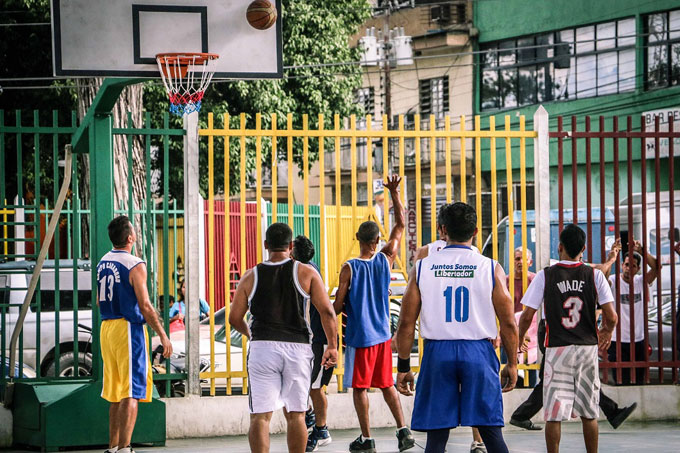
[0,260,93,377]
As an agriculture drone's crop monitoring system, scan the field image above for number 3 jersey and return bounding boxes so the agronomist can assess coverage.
[97,250,146,324]
[416,245,497,340]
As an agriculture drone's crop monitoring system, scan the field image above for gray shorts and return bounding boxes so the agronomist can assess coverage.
[543,344,600,421]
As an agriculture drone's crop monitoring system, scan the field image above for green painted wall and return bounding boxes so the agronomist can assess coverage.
[474,0,680,43]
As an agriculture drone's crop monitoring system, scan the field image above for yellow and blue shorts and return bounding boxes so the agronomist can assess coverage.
[100,318,153,403]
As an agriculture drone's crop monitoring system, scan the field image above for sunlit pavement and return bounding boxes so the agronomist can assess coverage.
[3,422,679,452]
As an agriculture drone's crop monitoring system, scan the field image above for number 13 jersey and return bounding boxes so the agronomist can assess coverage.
[416,245,497,340]
[97,250,146,324]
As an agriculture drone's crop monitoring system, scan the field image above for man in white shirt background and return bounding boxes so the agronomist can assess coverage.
[608,239,658,385]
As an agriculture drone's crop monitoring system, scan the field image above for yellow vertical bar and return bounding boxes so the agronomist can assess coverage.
[303,114,310,237]
[2,200,8,256]
[398,115,406,268]
[350,115,357,234]
[256,113,263,263]
[366,115,373,223]
[271,114,278,223]
[287,113,294,230]
[223,113,232,395]
[415,114,422,249]
[334,114,343,391]
[445,115,452,204]
[429,115,436,243]
[490,116,498,262]
[319,114,326,281]
[520,116,528,293]
[382,115,389,236]
[460,115,467,203]
[505,115,514,304]
[239,113,248,393]
[207,113,216,396]
[475,115,483,249]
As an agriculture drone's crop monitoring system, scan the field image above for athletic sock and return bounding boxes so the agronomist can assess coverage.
[397,426,408,432]
[424,428,450,453]
[360,435,373,442]
[315,425,327,430]
[475,426,509,453]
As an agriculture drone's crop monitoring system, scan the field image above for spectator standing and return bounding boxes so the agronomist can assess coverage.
[608,240,658,385]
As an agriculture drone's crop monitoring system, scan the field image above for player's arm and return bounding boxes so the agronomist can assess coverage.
[395,264,422,396]
[333,263,351,314]
[635,240,659,285]
[491,262,518,392]
[518,307,537,347]
[594,268,617,351]
[379,175,405,266]
[590,238,621,279]
[229,269,254,340]
[414,245,429,261]
[130,263,172,358]
[303,264,338,367]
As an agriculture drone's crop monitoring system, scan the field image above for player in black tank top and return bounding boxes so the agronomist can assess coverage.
[249,259,311,344]
[542,263,599,347]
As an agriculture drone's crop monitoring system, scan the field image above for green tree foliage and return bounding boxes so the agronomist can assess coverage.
[145,0,372,201]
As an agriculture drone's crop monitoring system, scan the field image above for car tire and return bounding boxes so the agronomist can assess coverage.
[45,352,93,377]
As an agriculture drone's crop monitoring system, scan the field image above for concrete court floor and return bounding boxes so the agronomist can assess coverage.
[3,421,679,453]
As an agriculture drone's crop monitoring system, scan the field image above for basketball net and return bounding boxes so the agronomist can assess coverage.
[156,52,219,116]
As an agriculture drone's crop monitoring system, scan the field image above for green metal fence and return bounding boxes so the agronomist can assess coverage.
[0,109,185,397]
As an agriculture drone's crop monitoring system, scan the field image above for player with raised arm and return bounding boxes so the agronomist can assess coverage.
[334,175,415,453]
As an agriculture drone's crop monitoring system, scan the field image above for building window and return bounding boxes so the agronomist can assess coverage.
[355,87,375,118]
[646,9,680,89]
[419,77,449,118]
[481,18,635,111]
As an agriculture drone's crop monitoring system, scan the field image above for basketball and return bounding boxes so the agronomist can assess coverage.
[246,0,277,30]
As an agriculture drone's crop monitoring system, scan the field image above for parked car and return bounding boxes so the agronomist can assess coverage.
[0,260,93,378]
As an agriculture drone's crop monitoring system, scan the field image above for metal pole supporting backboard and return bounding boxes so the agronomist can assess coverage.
[533,106,550,270]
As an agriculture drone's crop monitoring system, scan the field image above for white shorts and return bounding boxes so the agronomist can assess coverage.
[247,340,314,414]
[543,344,600,421]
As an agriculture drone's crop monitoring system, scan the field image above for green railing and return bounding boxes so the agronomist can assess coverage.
[0,109,185,397]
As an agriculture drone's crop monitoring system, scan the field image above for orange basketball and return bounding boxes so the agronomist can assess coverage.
[246,0,277,30]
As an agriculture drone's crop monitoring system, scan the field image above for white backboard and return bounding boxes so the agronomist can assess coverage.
[51,0,282,78]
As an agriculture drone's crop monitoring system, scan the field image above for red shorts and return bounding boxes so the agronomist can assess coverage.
[344,339,394,389]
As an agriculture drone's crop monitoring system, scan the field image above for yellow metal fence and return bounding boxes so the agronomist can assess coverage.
[199,113,539,395]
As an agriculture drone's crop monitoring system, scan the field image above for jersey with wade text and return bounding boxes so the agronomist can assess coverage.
[543,263,599,347]
[417,245,497,340]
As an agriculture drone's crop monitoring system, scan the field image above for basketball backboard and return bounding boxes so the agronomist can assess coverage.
[50,0,282,78]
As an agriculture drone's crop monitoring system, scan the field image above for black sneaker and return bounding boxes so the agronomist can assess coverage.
[349,435,376,453]
[306,425,332,452]
[608,402,637,429]
[396,427,416,452]
[305,408,316,429]
[509,417,543,431]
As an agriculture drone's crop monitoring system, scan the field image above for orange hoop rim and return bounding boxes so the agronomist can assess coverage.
[156,52,220,66]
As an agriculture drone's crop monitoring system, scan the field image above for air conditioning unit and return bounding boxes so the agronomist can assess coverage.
[430,5,451,25]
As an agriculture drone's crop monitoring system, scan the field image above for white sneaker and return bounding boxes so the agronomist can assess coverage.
[470,441,487,453]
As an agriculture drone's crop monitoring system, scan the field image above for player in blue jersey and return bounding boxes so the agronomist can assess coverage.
[396,202,518,453]
[334,175,415,453]
[98,216,172,453]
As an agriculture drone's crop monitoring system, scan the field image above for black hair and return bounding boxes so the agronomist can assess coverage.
[292,235,315,264]
[440,202,476,242]
[108,215,133,248]
[436,203,450,228]
[624,251,642,267]
[559,224,586,259]
[357,221,380,244]
[265,222,293,251]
